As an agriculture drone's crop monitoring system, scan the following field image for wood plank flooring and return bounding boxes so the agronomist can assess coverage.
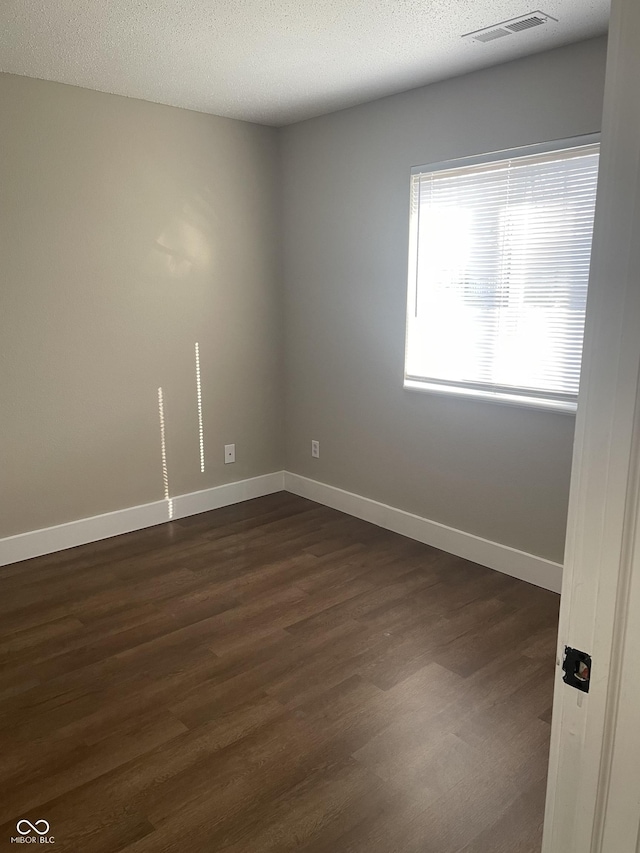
[0,492,559,853]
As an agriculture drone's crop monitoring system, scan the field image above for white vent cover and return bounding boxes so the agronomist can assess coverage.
[473,28,511,42]
[463,11,558,43]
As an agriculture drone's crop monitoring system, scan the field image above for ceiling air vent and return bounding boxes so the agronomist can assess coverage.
[506,15,548,32]
[474,28,511,42]
[463,11,558,44]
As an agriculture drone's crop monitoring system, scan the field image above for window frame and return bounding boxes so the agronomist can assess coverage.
[404,133,601,415]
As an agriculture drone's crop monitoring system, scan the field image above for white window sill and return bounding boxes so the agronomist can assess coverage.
[403,378,577,414]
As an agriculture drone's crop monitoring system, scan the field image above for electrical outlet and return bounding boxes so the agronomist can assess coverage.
[224,444,235,464]
[311,440,320,458]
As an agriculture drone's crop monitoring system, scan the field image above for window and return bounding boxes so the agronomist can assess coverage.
[404,137,600,412]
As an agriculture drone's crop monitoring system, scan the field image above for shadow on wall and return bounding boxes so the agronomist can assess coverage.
[144,191,217,513]
[147,193,216,281]
[133,187,217,516]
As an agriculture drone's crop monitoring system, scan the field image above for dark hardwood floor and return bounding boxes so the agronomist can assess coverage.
[0,492,559,853]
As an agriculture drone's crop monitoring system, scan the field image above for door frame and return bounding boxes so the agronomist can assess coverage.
[543,0,640,849]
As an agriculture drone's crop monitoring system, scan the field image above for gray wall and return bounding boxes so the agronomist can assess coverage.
[0,74,282,538]
[0,39,609,560]
[280,37,608,563]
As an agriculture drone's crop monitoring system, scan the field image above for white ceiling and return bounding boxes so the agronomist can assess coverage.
[0,0,609,126]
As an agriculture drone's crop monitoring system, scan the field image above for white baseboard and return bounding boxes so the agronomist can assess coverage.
[284,472,563,593]
[0,469,562,593]
[0,472,285,568]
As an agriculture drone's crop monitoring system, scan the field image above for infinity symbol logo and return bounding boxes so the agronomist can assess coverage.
[16,820,50,836]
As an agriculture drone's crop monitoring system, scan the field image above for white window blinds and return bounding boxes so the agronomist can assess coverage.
[405,140,600,410]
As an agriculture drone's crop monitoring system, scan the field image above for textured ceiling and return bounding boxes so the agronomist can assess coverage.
[0,0,609,126]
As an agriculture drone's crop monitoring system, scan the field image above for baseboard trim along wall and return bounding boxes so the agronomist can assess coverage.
[0,472,285,568]
[284,472,563,593]
[0,469,563,593]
